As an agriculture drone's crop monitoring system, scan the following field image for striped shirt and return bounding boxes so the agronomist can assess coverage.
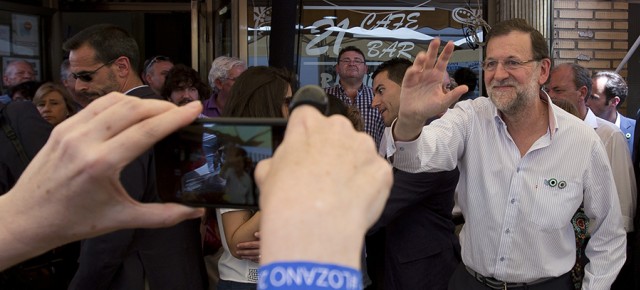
[385,96,626,288]
[325,84,384,148]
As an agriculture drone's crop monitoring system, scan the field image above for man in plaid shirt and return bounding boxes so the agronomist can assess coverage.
[325,46,384,148]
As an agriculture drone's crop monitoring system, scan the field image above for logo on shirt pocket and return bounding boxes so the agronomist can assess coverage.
[527,178,581,230]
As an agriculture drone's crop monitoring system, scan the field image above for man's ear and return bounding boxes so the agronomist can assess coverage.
[113,57,131,77]
[214,78,224,90]
[537,58,552,85]
[577,85,588,102]
[609,96,621,108]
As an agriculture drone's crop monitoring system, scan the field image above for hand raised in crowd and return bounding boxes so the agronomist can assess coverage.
[395,38,468,141]
[256,106,393,269]
[0,93,205,270]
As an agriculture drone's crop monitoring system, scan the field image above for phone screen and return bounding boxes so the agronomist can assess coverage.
[155,118,286,209]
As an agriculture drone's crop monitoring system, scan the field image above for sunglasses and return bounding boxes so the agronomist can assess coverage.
[143,55,171,73]
[72,59,116,83]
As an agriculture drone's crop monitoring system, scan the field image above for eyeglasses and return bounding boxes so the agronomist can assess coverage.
[143,55,171,73]
[481,58,538,72]
[338,59,365,65]
[71,59,117,82]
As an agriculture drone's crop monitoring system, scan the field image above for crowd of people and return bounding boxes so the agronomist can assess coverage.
[0,18,638,290]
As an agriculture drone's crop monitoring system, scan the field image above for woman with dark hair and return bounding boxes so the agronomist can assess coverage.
[161,64,210,106]
[222,66,294,118]
[216,66,293,290]
[10,80,41,102]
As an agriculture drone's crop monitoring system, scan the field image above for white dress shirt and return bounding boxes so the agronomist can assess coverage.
[584,108,637,232]
[385,96,626,288]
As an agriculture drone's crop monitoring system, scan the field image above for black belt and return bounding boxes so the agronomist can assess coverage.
[465,266,555,289]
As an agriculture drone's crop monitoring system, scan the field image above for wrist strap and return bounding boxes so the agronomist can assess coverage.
[258,261,361,290]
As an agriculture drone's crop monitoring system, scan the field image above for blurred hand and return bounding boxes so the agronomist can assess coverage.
[0,93,205,270]
[256,106,393,268]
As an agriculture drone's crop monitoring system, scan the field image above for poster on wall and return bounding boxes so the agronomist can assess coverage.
[2,57,40,81]
[11,14,39,57]
[0,25,10,56]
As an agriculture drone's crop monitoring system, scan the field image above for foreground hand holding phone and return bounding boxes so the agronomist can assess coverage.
[256,106,392,288]
[0,95,393,288]
[0,93,205,270]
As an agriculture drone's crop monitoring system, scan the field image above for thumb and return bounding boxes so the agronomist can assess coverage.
[121,203,205,230]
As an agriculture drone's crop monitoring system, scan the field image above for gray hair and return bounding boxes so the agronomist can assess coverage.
[208,56,246,91]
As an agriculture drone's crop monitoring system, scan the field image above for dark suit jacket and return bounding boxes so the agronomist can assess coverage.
[620,113,635,156]
[70,87,206,290]
[370,168,461,290]
[0,101,51,193]
[631,112,640,290]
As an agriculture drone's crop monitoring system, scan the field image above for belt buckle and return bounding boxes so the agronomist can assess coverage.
[482,276,508,290]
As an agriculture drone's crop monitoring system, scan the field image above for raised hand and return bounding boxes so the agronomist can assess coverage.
[394,38,468,141]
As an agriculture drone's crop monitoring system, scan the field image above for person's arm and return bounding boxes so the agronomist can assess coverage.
[220,210,260,260]
[601,129,637,232]
[236,232,260,262]
[581,140,627,288]
[256,106,392,289]
[0,93,204,271]
[369,168,459,234]
[393,39,467,142]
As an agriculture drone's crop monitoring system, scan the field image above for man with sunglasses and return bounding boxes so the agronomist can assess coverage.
[62,24,206,290]
[142,55,174,96]
[387,19,625,289]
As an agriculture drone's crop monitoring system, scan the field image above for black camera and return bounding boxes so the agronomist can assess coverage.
[155,85,328,209]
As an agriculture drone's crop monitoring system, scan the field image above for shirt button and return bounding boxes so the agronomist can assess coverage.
[516,167,520,173]
[510,198,516,204]
[399,147,405,152]
[505,228,510,234]
[500,257,505,262]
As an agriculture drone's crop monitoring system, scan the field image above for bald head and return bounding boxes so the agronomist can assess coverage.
[3,60,36,88]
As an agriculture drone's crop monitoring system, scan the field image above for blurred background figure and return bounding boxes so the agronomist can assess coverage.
[161,64,209,107]
[9,80,41,102]
[204,56,246,117]
[453,67,478,101]
[142,55,174,96]
[33,82,77,127]
[60,59,83,112]
[215,66,293,290]
[1,60,36,104]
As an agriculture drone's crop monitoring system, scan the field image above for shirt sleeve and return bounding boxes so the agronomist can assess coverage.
[581,140,627,289]
[390,105,469,173]
[600,128,637,232]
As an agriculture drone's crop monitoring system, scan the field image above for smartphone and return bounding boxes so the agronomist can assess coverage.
[155,118,287,209]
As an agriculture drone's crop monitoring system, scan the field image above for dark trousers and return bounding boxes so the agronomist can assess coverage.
[448,263,573,290]
[611,232,635,290]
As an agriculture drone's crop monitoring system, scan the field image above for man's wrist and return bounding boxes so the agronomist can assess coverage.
[392,117,423,141]
[258,261,362,290]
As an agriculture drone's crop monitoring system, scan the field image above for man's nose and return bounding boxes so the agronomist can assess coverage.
[371,95,381,108]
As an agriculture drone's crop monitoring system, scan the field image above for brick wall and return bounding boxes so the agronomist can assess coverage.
[553,0,629,74]
[553,0,630,111]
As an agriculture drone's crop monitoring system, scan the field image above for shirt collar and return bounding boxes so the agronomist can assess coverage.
[491,89,558,138]
[123,85,148,95]
[615,110,621,127]
[584,108,598,129]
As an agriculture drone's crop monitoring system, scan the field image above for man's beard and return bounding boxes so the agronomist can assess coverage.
[488,76,539,116]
